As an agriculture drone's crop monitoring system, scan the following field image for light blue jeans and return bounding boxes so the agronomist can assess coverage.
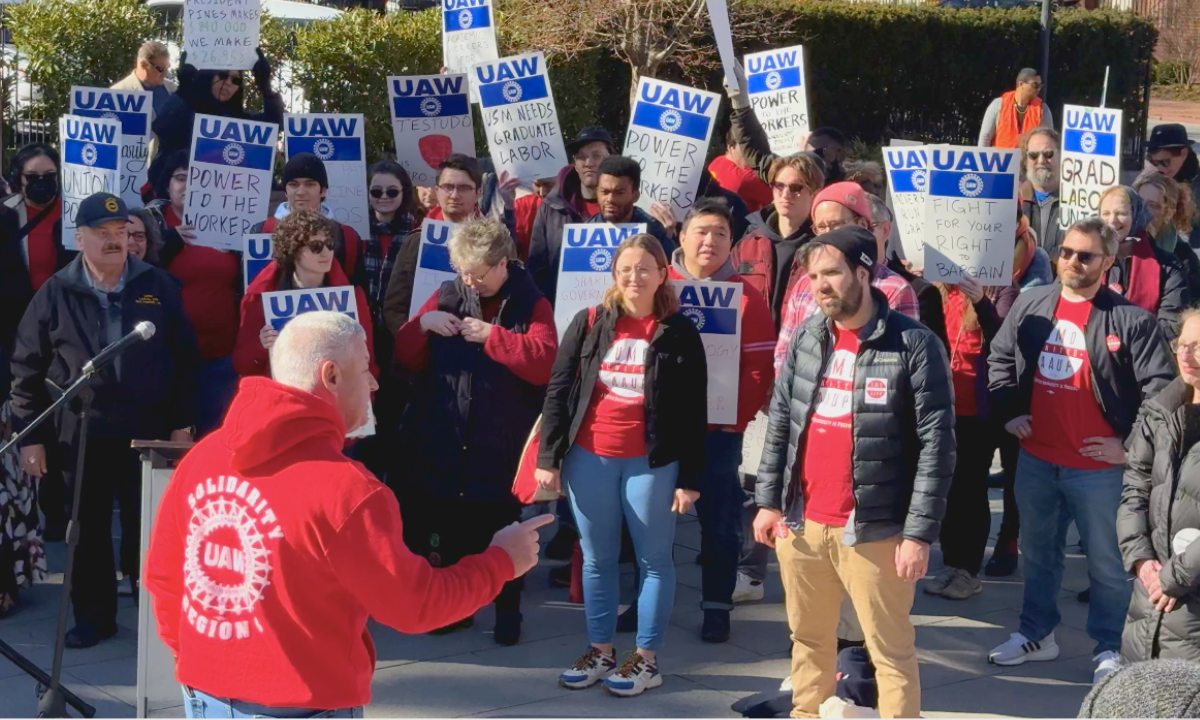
[182,687,362,718]
[563,445,679,652]
[1015,449,1132,654]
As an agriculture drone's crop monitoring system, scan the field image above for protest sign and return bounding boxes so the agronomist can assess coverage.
[739,411,769,477]
[70,86,153,209]
[473,52,566,183]
[285,113,369,239]
[706,0,739,93]
[882,145,928,263]
[675,280,742,424]
[625,77,720,222]
[262,287,359,331]
[743,46,809,155]
[59,115,120,251]
[441,0,498,81]
[183,0,260,70]
[410,219,459,317]
[923,145,1018,286]
[243,234,272,290]
[1059,105,1123,230]
[184,114,277,251]
[388,74,475,188]
[553,223,646,340]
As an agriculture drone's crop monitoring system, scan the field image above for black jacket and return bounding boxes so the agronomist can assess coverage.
[9,255,198,447]
[0,195,73,356]
[987,283,1175,441]
[756,288,956,545]
[538,306,708,490]
[1104,240,1191,343]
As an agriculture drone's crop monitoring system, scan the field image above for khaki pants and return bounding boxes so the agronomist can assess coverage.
[777,521,920,719]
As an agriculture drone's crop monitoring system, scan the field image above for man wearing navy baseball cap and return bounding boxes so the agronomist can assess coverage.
[9,191,199,648]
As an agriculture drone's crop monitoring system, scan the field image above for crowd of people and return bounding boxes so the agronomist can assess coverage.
[0,43,1198,718]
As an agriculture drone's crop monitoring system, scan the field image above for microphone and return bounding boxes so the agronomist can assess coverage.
[82,321,156,375]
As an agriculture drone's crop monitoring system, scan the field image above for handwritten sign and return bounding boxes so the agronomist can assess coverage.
[923,146,1018,286]
[739,410,770,477]
[472,52,566,183]
[184,114,277,251]
[388,74,475,188]
[183,0,260,71]
[285,114,369,239]
[883,145,928,263]
[743,46,808,155]
[410,219,458,317]
[625,77,720,222]
[243,234,272,290]
[441,0,498,82]
[676,280,742,424]
[1059,105,1123,230]
[70,86,153,209]
[60,115,121,251]
[553,223,646,340]
[262,287,358,331]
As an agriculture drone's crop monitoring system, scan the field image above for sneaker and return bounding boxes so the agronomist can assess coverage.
[732,572,764,603]
[940,568,983,600]
[922,572,955,597]
[700,609,730,643]
[988,632,1060,666]
[559,646,616,689]
[984,540,1019,578]
[546,526,578,561]
[604,652,663,697]
[1092,651,1120,684]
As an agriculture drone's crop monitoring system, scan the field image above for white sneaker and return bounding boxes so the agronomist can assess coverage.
[779,675,793,692]
[1093,650,1120,684]
[732,572,764,603]
[559,646,616,689]
[604,652,663,697]
[988,632,1060,666]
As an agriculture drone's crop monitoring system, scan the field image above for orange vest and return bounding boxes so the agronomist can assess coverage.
[993,90,1043,149]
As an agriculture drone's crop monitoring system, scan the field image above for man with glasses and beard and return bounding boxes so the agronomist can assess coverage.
[986,218,1175,685]
[1019,128,1065,254]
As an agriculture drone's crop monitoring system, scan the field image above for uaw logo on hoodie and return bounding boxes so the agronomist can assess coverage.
[182,476,284,642]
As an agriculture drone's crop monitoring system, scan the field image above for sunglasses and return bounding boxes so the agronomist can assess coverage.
[370,187,401,199]
[216,72,243,86]
[1059,247,1106,265]
[771,182,807,196]
[306,237,336,254]
[1027,150,1055,161]
[22,172,55,183]
[150,62,167,74]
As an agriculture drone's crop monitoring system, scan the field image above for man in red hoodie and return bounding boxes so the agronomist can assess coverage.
[145,311,550,717]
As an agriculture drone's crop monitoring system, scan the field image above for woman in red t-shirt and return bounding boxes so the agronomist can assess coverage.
[536,234,708,697]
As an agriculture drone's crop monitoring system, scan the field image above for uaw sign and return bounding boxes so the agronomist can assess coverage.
[883,145,929,264]
[242,234,272,290]
[676,280,742,424]
[1059,105,1122,230]
[389,74,475,188]
[60,115,120,251]
[70,86,153,208]
[625,78,720,222]
[263,287,357,331]
[743,46,809,154]
[285,114,369,239]
[473,52,566,183]
[442,0,498,82]
[924,146,1018,286]
[553,223,646,340]
[410,219,458,317]
[184,114,277,251]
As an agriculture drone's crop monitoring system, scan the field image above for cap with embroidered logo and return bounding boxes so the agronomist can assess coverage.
[76,192,130,228]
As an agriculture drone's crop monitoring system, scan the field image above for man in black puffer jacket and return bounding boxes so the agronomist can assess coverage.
[752,227,954,719]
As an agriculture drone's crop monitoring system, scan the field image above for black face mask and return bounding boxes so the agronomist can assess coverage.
[24,176,59,206]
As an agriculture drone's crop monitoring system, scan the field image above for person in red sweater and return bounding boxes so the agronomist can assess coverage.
[393,217,557,647]
[233,210,377,379]
[145,310,550,717]
[707,128,774,214]
[667,197,775,644]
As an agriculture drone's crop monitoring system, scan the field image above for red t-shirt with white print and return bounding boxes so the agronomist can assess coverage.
[576,315,658,458]
[801,325,860,527]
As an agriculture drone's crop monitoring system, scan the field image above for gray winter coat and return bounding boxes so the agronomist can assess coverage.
[1118,378,1200,663]
[755,287,956,545]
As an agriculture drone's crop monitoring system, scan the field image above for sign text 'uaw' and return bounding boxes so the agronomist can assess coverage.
[1058,105,1123,230]
[243,234,273,290]
[675,279,742,424]
[553,222,646,340]
[59,115,120,252]
[263,288,357,331]
[70,86,154,208]
[743,45,809,155]
[185,114,277,251]
[389,74,475,187]
[883,145,928,264]
[472,52,566,183]
[442,0,498,83]
[285,113,369,238]
[410,219,459,318]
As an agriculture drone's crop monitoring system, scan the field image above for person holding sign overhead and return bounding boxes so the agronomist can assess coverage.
[978,68,1054,149]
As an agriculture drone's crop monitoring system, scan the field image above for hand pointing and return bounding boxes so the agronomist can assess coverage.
[489,514,555,579]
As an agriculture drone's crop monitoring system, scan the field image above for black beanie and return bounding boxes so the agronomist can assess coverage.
[810,225,877,277]
[282,152,328,189]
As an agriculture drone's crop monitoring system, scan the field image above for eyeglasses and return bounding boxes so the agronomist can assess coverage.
[1178,342,1200,358]
[370,187,402,199]
[216,72,243,86]
[573,151,607,165]
[127,231,147,241]
[306,237,336,254]
[814,219,851,235]
[22,172,55,183]
[771,182,807,196]
[457,264,495,284]
[1027,150,1055,161]
[437,183,476,196]
[1059,247,1106,265]
[615,265,658,280]
[150,61,167,74]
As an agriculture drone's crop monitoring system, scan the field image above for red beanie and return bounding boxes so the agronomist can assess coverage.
[811,181,871,220]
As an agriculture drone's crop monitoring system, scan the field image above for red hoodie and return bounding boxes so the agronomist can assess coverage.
[144,377,514,709]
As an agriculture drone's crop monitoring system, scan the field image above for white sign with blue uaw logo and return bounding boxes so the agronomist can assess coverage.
[59,115,121,251]
[625,78,721,223]
[923,145,1019,286]
[285,114,369,239]
[883,145,929,263]
[553,223,647,341]
[184,114,277,251]
[1059,105,1123,231]
[242,234,272,290]
[743,45,809,155]
[389,74,476,188]
[473,52,566,184]
[262,287,358,332]
[410,219,459,318]
[675,280,742,425]
[70,86,153,209]
[441,0,498,80]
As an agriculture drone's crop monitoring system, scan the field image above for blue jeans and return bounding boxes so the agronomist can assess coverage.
[563,445,679,652]
[1015,449,1131,654]
[194,356,239,438]
[182,687,361,718]
[695,430,744,610]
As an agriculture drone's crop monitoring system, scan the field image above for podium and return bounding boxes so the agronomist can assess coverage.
[132,441,192,719]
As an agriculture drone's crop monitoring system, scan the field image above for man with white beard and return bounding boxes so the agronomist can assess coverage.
[1020,128,1064,255]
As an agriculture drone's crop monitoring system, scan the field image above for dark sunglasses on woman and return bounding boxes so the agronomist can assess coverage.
[370,187,401,199]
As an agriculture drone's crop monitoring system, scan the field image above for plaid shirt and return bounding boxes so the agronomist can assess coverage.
[773,264,920,372]
[363,214,416,321]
